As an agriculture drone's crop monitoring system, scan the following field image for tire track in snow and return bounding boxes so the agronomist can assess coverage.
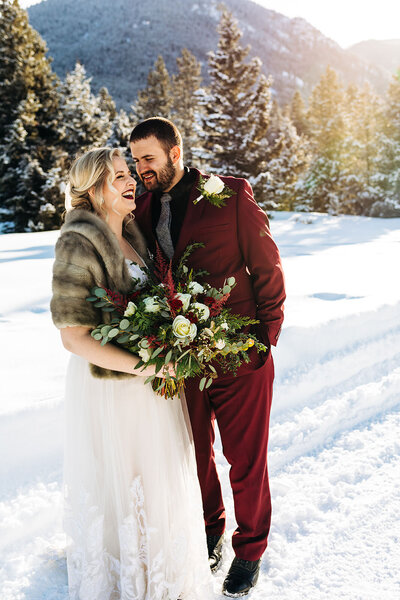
[0,399,63,499]
[262,411,400,600]
[269,368,400,472]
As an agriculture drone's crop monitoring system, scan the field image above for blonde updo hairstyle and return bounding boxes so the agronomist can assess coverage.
[68,147,122,216]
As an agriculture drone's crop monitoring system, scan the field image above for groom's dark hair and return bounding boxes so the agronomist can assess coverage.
[129,117,182,155]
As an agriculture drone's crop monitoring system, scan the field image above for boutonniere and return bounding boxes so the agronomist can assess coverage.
[194,174,234,208]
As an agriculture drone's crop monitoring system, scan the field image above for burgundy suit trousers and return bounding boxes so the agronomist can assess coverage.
[185,351,274,561]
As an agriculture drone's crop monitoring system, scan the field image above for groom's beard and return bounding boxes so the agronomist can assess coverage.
[140,156,175,192]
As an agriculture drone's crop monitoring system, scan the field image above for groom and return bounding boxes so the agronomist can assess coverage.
[129,117,285,597]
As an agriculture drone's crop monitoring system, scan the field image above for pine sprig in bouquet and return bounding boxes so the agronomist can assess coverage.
[87,243,267,398]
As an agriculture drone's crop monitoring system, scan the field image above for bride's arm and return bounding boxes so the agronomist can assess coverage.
[60,326,164,378]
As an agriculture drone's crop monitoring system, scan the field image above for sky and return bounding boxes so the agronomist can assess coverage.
[254,0,400,47]
[20,0,400,49]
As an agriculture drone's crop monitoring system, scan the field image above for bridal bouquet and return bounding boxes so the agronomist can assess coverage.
[87,244,266,398]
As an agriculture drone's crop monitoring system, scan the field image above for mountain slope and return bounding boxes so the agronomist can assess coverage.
[348,39,400,75]
[27,0,391,108]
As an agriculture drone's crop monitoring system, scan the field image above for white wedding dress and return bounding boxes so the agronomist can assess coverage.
[63,262,213,600]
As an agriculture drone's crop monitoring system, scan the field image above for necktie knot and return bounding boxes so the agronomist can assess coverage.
[160,193,172,204]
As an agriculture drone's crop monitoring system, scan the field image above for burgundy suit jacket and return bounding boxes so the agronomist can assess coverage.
[134,169,285,370]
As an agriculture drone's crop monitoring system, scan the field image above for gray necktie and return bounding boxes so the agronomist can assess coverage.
[156,193,175,259]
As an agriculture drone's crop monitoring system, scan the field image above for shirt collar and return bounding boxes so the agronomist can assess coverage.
[154,166,195,201]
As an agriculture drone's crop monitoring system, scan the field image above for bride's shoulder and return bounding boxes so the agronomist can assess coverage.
[55,209,112,268]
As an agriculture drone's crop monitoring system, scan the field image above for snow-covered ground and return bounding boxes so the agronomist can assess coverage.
[1,212,399,599]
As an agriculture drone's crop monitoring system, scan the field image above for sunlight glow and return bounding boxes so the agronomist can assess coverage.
[253,0,400,48]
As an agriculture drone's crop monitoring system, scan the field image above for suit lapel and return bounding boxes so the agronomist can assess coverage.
[173,169,207,259]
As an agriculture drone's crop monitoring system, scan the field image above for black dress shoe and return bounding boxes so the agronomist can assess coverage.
[222,557,261,597]
[207,533,224,573]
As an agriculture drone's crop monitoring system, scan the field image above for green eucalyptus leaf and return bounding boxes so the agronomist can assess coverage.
[101,325,112,336]
[151,347,163,359]
[86,296,98,302]
[165,350,172,364]
[108,328,119,338]
[117,334,131,344]
[199,377,207,392]
[223,285,231,295]
[94,301,107,308]
[94,288,107,298]
[120,319,130,330]
[93,333,102,341]
[100,337,109,346]
[227,277,236,287]
[144,374,157,385]
[206,377,213,389]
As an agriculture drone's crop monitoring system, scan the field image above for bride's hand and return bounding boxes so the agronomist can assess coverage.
[136,362,176,379]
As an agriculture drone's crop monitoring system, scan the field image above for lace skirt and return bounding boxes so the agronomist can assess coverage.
[64,355,213,600]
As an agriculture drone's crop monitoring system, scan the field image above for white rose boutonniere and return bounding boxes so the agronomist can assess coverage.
[204,174,225,195]
[194,174,234,207]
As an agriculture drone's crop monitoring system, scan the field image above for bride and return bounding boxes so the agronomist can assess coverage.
[51,147,213,599]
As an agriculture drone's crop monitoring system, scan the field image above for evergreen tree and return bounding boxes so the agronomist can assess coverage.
[302,66,347,213]
[172,48,203,165]
[58,62,112,157]
[289,90,309,137]
[371,72,400,216]
[98,86,117,122]
[253,116,311,213]
[107,108,133,149]
[133,55,173,121]
[340,83,383,214]
[202,7,272,177]
[0,0,64,231]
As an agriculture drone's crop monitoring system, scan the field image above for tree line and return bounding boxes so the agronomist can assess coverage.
[0,0,399,233]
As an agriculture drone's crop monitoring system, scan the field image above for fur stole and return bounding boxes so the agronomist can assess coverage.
[51,209,152,379]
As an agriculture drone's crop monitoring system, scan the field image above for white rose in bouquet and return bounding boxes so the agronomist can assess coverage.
[176,293,191,312]
[191,302,210,322]
[138,347,151,362]
[188,281,204,295]
[124,301,137,317]
[203,174,225,195]
[215,339,226,350]
[143,296,161,313]
[172,315,197,342]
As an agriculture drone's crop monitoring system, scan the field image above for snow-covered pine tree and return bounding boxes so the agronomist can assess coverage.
[0,0,64,232]
[253,115,311,213]
[99,86,133,150]
[107,108,133,149]
[340,83,383,215]
[289,90,309,137]
[302,66,347,213]
[58,62,112,158]
[172,48,203,166]
[202,7,271,178]
[370,71,400,216]
[98,86,117,122]
[132,55,173,122]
